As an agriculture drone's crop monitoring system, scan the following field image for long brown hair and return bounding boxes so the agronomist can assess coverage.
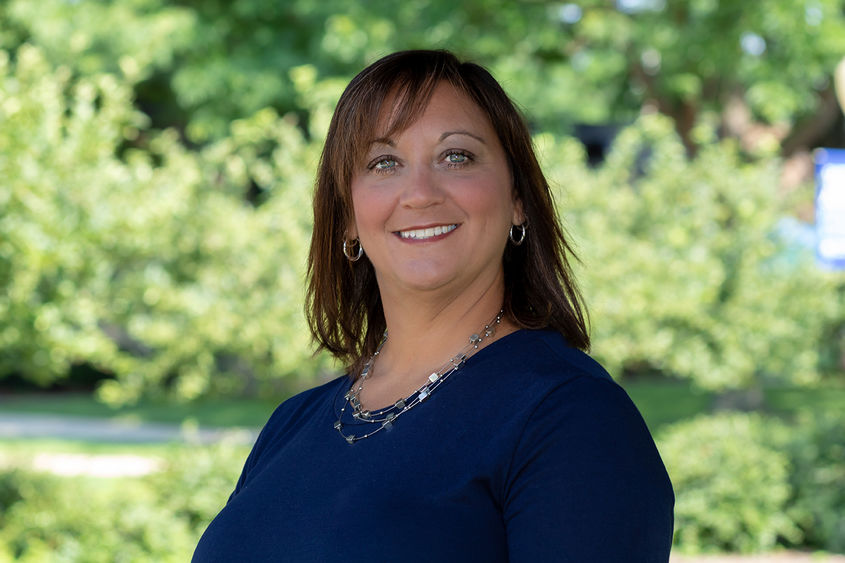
[306,50,589,375]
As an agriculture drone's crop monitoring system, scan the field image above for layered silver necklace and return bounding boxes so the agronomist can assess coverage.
[334,310,504,444]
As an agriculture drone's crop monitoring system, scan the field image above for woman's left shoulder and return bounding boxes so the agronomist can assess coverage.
[493,332,675,562]
[474,328,618,399]
[468,328,661,454]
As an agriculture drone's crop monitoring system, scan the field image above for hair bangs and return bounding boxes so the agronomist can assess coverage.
[343,65,449,187]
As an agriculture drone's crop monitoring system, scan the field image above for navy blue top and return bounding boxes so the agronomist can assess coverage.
[193,329,674,562]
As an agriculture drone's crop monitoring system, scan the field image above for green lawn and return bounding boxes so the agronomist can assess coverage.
[623,379,714,432]
[2,379,843,439]
[624,379,845,433]
[764,385,845,416]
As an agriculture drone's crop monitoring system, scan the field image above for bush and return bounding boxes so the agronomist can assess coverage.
[542,116,842,390]
[147,439,248,533]
[0,442,248,562]
[1,44,840,402]
[0,416,842,557]
[0,471,195,562]
[656,412,801,553]
[0,44,328,403]
[781,411,845,552]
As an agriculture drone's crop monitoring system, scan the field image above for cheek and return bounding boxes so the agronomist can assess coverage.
[351,186,391,235]
[460,176,514,221]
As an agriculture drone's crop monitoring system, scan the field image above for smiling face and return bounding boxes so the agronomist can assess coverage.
[348,82,524,300]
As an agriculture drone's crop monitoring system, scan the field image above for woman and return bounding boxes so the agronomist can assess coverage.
[194,50,674,562]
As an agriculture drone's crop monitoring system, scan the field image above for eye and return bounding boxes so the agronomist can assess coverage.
[367,156,398,174]
[443,150,473,168]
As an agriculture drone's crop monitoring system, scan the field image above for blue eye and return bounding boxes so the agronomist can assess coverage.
[375,159,396,169]
[443,150,473,167]
[368,157,397,173]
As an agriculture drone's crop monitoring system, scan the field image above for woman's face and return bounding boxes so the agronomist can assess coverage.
[348,82,523,299]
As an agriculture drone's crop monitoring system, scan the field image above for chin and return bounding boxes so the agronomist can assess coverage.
[397,274,454,292]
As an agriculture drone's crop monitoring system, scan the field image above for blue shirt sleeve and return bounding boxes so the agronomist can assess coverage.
[502,375,674,562]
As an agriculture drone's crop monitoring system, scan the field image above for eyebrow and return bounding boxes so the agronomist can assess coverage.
[439,130,487,144]
[368,130,487,148]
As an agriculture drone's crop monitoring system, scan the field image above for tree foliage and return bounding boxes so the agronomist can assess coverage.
[2,0,843,146]
[0,1,843,399]
[0,45,325,403]
[543,117,840,388]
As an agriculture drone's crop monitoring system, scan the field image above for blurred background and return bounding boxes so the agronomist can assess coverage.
[0,0,844,560]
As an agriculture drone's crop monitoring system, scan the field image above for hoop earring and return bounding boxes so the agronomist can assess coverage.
[509,223,527,246]
[343,238,364,261]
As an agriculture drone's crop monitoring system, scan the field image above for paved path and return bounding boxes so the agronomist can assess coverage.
[0,412,257,444]
[672,555,845,562]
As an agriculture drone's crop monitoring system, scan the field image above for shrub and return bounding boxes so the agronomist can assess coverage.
[780,411,845,552]
[0,44,327,402]
[541,116,841,390]
[2,43,840,402]
[656,412,801,553]
[0,470,196,562]
[0,441,248,561]
[146,439,248,533]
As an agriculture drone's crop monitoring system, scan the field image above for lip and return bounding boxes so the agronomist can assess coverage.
[393,223,460,242]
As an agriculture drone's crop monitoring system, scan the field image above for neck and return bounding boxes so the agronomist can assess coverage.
[372,270,515,385]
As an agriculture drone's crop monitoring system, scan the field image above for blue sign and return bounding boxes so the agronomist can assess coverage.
[815,148,845,270]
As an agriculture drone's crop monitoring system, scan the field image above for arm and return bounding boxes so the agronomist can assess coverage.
[503,376,674,562]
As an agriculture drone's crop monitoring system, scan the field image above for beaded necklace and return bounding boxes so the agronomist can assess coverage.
[334,310,504,444]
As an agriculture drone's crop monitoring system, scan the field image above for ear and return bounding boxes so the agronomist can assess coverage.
[345,210,359,240]
[512,197,526,226]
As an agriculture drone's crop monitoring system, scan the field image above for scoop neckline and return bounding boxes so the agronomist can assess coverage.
[332,328,533,414]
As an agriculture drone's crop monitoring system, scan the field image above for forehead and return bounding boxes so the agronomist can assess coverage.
[370,82,493,142]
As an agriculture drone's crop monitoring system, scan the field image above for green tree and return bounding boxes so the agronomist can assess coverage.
[0,45,326,402]
[542,116,840,389]
[4,0,843,149]
[1,2,842,399]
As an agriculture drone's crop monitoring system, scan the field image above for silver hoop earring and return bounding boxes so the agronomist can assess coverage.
[343,238,364,261]
[509,223,526,246]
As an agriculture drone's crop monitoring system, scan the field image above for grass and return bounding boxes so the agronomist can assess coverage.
[0,381,711,434]
[764,385,845,417]
[623,379,714,432]
[624,379,845,434]
[2,378,843,444]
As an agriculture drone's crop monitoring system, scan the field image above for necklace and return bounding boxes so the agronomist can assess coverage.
[334,309,504,444]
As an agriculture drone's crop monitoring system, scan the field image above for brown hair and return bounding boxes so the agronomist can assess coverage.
[306,49,589,374]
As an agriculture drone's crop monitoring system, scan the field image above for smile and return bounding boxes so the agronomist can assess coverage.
[396,224,458,240]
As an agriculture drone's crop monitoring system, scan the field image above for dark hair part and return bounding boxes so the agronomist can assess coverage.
[306,49,589,374]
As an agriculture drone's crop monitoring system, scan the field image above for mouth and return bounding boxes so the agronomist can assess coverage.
[395,224,459,241]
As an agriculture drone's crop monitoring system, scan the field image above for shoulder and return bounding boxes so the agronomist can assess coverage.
[474,328,651,442]
[469,328,619,406]
[256,375,346,442]
[485,332,674,561]
[477,328,611,377]
[466,329,672,493]
[236,375,347,479]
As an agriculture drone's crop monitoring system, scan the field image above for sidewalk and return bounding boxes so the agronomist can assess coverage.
[671,555,845,562]
[0,412,257,444]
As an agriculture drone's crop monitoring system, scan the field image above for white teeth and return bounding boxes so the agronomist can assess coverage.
[399,224,457,240]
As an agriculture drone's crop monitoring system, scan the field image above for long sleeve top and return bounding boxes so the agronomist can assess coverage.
[193,329,674,562]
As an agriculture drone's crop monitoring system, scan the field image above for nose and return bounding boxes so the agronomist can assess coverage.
[399,165,444,209]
